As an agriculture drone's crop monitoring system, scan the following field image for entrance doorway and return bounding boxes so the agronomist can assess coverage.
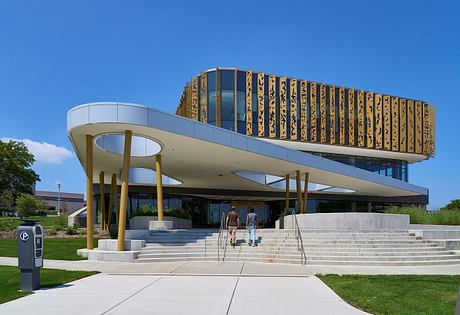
[231,201,269,227]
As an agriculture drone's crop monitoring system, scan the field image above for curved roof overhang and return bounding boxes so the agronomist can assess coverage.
[67,102,428,197]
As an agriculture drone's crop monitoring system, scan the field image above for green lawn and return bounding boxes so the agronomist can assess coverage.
[318,274,460,315]
[0,238,97,260]
[0,265,97,304]
[0,216,67,230]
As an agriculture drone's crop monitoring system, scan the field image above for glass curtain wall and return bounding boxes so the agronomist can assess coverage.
[236,71,246,133]
[208,71,217,125]
[305,151,408,181]
[221,70,235,131]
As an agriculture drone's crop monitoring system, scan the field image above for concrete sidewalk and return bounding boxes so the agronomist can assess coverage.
[0,273,369,315]
[2,256,460,275]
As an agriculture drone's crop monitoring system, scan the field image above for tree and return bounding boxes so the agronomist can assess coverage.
[16,194,43,217]
[442,199,460,211]
[0,140,40,201]
[0,189,14,209]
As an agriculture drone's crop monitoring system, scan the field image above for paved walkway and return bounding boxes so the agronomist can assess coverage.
[0,273,369,315]
[2,256,460,275]
[2,257,460,314]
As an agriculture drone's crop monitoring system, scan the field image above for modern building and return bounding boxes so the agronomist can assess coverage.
[67,67,435,234]
[34,190,85,214]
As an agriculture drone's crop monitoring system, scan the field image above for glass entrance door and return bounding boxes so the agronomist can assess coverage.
[231,201,268,227]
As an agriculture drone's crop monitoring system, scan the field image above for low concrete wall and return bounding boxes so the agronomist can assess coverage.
[409,224,460,230]
[281,212,410,230]
[129,216,191,229]
[97,239,145,251]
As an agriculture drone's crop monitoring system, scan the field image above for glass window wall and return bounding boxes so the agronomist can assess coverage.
[221,70,235,131]
[208,71,217,125]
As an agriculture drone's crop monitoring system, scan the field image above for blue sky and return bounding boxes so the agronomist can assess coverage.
[0,1,458,209]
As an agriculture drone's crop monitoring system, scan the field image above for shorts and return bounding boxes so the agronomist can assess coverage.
[228,225,238,233]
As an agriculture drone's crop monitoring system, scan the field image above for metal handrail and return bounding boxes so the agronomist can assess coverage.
[292,210,307,265]
[217,212,228,261]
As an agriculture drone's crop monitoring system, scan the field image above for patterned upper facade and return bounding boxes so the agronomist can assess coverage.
[176,68,435,158]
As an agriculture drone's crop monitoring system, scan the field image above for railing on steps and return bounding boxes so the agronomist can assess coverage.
[217,212,228,261]
[292,210,307,265]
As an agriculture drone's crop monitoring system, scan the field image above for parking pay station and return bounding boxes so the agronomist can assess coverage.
[17,220,43,291]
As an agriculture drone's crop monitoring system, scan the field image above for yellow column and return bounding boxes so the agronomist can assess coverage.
[85,135,94,250]
[107,173,116,229]
[99,171,105,230]
[117,130,132,251]
[285,174,290,212]
[156,154,164,222]
[296,170,302,213]
[303,172,309,214]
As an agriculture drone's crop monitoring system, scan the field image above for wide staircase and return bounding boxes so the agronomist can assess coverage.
[135,229,460,266]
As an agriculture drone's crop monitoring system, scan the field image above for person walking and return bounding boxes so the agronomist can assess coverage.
[246,208,258,247]
[226,206,239,248]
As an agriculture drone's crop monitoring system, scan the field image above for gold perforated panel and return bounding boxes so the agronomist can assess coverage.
[245,71,253,135]
[391,97,399,151]
[177,69,435,158]
[280,77,287,139]
[186,84,192,118]
[339,87,345,144]
[329,85,336,144]
[310,82,317,142]
[423,103,430,155]
[415,101,422,154]
[257,73,265,137]
[290,79,298,140]
[348,89,355,146]
[199,73,208,123]
[366,91,374,148]
[269,75,276,138]
[399,99,407,152]
[383,95,391,150]
[320,84,327,143]
[374,93,382,149]
[300,80,308,141]
[357,90,365,147]
[407,99,415,153]
[191,77,198,120]
[429,106,436,156]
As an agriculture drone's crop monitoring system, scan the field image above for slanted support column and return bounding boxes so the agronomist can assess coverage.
[296,170,302,213]
[156,154,164,222]
[99,171,105,230]
[303,172,309,214]
[117,130,132,251]
[285,174,290,212]
[107,173,116,229]
[85,135,94,250]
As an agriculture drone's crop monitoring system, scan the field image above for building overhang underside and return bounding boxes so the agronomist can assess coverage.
[68,103,428,199]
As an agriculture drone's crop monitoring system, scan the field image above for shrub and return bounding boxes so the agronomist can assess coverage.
[66,226,77,235]
[385,206,460,226]
[52,216,68,231]
[442,199,460,211]
[0,219,17,232]
[129,205,191,220]
[16,194,43,217]
[36,210,48,217]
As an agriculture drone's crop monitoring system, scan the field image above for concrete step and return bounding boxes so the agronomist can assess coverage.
[305,254,460,262]
[305,259,460,266]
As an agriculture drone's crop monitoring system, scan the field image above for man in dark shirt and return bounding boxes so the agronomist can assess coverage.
[246,208,258,246]
[226,206,239,248]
